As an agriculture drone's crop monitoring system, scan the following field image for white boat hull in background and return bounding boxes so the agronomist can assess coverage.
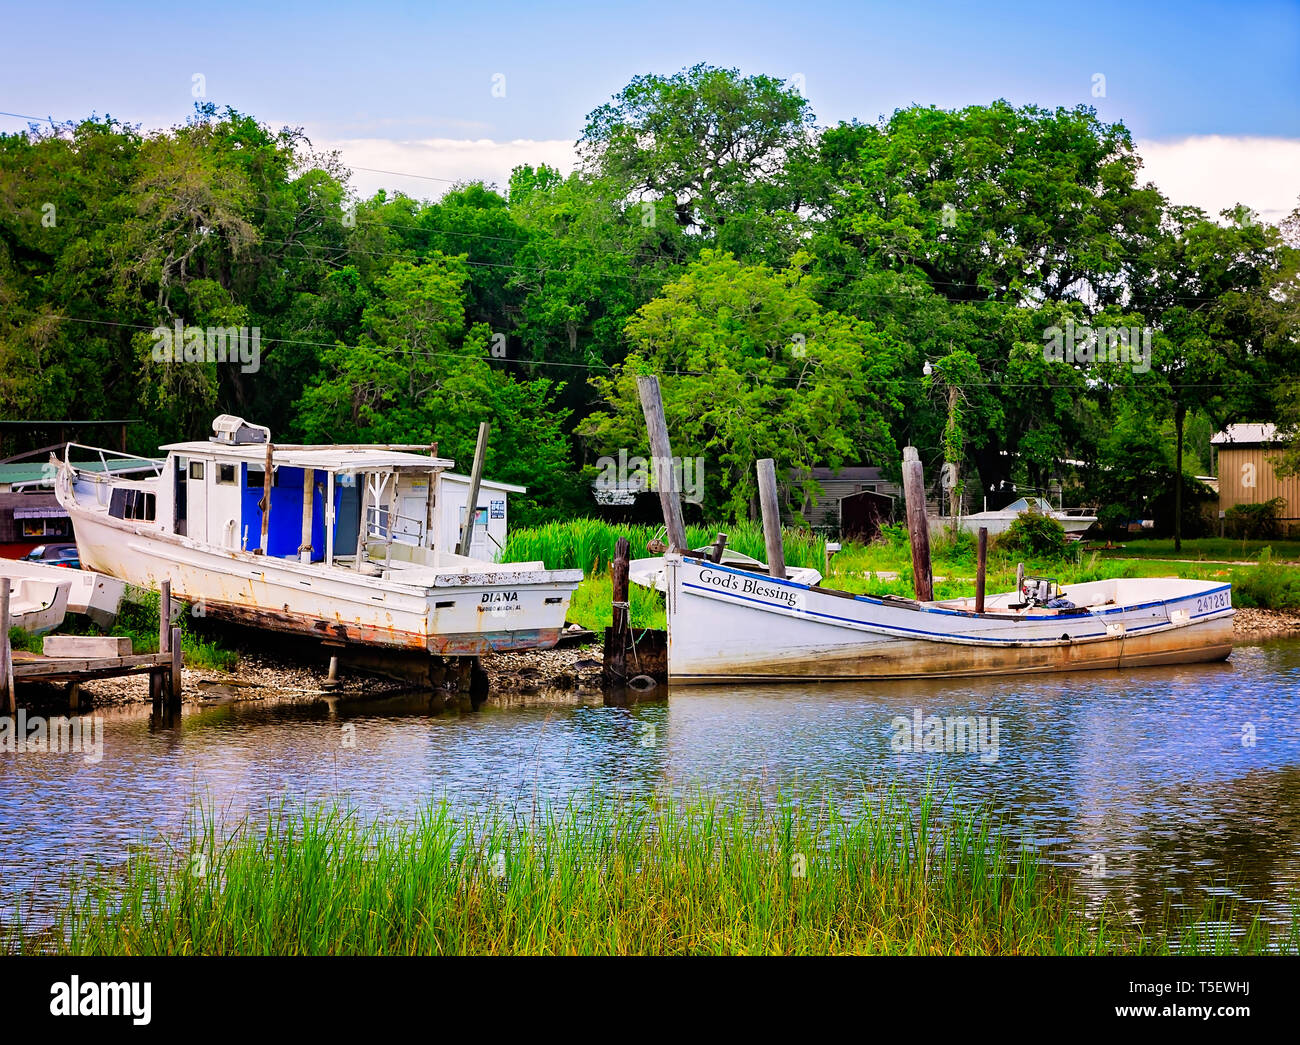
[3,573,71,635]
[2,559,125,629]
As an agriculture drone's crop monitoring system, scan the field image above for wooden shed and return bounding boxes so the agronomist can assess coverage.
[1211,424,1300,524]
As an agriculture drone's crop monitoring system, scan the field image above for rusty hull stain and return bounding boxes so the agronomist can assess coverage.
[670,616,1234,684]
[198,599,561,655]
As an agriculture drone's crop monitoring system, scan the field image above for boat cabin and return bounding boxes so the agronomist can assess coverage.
[80,416,474,572]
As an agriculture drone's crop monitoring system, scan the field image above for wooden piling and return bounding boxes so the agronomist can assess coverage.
[1016,562,1026,604]
[975,526,988,614]
[1,576,12,714]
[902,446,934,602]
[607,537,631,685]
[756,458,786,580]
[636,375,688,552]
[457,422,490,557]
[159,578,171,655]
[169,626,182,704]
[709,532,728,563]
[258,438,274,554]
[300,467,315,563]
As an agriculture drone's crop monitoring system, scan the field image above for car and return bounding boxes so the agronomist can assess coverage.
[20,543,81,569]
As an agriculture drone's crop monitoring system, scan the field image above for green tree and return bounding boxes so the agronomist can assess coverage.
[581,249,904,521]
[578,64,814,258]
[295,256,576,522]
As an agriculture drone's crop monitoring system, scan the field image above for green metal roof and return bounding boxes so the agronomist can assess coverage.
[0,458,162,485]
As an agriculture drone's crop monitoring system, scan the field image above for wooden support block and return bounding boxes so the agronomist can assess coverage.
[67,682,82,710]
[43,635,134,658]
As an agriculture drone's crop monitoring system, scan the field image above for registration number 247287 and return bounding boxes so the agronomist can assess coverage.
[1194,590,1230,614]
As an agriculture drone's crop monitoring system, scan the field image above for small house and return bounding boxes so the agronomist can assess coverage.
[1211,424,1300,526]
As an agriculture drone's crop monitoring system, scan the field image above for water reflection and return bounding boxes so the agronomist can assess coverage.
[1,638,1298,926]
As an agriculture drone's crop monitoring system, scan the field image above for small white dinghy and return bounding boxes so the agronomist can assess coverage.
[3,573,71,635]
[3,559,126,629]
[662,555,1233,684]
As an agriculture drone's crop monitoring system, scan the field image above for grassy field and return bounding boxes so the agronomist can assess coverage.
[502,518,825,574]
[1089,537,1300,562]
[6,791,1293,956]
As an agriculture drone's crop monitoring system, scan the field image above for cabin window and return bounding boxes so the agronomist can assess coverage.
[108,489,156,522]
[247,466,265,488]
[216,463,237,485]
[189,461,205,481]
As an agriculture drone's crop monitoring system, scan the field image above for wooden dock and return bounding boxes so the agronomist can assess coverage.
[2,575,183,712]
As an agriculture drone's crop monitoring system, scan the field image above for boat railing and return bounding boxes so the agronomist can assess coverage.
[362,504,425,571]
[62,442,165,479]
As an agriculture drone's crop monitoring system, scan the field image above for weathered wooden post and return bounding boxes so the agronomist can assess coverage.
[756,458,786,580]
[457,422,490,557]
[169,626,183,705]
[902,446,934,602]
[636,375,688,553]
[258,438,274,554]
[606,536,631,686]
[710,532,728,563]
[300,468,315,563]
[159,578,171,656]
[974,526,988,614]
[1015,562,1026,604]
[1,576,13,714]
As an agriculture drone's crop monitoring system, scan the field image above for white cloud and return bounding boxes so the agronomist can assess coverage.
[1135,135,1300,225]
[315,131,1299,231]
[313,135,579,199]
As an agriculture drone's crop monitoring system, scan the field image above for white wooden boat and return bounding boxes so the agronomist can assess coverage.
[3,573,70,635]
[2,559,125,628]
[949,497,1098,537]
[662,554,1233,684]
[53,416,582,655]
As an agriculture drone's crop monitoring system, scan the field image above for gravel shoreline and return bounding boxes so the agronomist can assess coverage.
[17,642,607,709]
[15,609,1295,709]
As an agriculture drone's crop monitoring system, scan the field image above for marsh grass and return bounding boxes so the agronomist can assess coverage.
[502,519,825,575]
[6,790,1295,956]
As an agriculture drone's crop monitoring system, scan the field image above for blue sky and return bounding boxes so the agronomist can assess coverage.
[2,0,1297,216]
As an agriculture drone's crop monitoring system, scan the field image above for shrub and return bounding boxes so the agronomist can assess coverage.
[1230,549,1300,610]
[996,505,1069,558]
[1225,498,1286,541]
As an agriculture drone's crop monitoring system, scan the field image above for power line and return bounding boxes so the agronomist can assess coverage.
[30,313,1290,393]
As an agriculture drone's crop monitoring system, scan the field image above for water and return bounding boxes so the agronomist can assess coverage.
[2,637,1299,927]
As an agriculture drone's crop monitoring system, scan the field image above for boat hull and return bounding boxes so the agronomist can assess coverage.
[2,559,125,629]
[64,509,580,655]
[665,556,1233,684]
[4,575,71,635]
